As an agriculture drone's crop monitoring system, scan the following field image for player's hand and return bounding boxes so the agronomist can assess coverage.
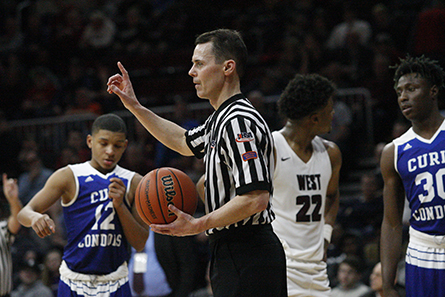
[2,173,18,202]
[150,205,202,237]
[107,62,139,109]
[31,214,55,238]
[109,177,126,208]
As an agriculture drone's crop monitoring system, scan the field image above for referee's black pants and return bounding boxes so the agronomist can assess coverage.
[208,224,287,297]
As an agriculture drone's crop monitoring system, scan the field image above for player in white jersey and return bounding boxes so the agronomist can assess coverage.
[380,56,445,297]
[18,114,150,297]
[272,73,342,297]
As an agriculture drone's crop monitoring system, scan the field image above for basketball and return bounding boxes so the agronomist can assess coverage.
[135,167,198,225]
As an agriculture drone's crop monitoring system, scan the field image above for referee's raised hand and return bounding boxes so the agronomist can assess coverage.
[107,62,139,110]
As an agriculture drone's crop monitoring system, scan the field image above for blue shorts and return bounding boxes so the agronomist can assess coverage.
[405,262,445,297]
[405,228,445,297]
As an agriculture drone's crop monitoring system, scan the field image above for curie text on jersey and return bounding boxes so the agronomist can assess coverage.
[407,150,445,172]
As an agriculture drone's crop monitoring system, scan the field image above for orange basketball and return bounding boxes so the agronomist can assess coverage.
[135,167,198,225]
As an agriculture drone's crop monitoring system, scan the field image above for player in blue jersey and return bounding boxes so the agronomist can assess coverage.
[17,113,150,297]
[380,55,445,297]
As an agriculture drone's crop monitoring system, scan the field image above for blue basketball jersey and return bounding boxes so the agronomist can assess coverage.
[63,162,135,274]
[394,120,445,235]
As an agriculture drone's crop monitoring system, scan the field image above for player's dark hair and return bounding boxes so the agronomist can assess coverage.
[278,74,336,120]
[195,29,248,77]
[392,55,445,90]
[91,113,127,135]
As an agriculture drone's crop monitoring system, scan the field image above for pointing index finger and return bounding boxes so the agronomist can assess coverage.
[117,62,129,78]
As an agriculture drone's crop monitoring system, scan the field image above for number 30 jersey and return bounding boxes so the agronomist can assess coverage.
[63,162,135,274]
[271,132,332,261]
[394,120,445,235]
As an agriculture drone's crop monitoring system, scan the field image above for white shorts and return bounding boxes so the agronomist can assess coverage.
[286,257,331,297]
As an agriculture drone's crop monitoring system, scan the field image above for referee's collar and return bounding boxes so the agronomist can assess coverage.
[216,93,245,112]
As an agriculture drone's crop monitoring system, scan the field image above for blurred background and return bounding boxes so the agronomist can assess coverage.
[1,0,444,295]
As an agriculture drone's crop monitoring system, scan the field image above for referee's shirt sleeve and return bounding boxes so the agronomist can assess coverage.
[185,123,206,159]
[221,117,271,196]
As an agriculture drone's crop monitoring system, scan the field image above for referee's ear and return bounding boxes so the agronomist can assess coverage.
[223,60,236,76]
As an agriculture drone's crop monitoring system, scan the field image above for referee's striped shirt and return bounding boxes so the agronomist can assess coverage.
[186,93,275,235]
[0,220,13,295]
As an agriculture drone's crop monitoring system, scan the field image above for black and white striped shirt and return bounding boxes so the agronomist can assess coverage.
[0,220,13,295]
[186,93,275,235]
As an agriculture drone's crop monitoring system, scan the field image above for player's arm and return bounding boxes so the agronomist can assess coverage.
[17,167,74,238]
[323,140,342,258]
[109,174,149,252]
[3,174,22,235]
[380,143,405,297]
[150,189,270,236]
[324,140,342,226]
[107,62,192,156]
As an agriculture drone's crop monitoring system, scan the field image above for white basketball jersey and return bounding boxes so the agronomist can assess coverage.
[272,131,332,261]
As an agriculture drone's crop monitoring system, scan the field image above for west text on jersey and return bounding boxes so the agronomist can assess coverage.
[297,174,321,191]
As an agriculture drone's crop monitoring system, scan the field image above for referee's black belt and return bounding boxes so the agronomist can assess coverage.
[208,223,273,244]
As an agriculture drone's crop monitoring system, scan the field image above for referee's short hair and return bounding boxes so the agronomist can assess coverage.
[195,29,248,78]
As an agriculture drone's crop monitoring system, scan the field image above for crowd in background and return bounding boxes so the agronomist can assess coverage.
[1,0,445,295]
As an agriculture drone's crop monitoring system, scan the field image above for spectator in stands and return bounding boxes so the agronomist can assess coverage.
[361,262,406,297]
[80,10,116,62]
[319,95,353,179]
[411,0,445,66]
[326,3,372,50]
[337,173,383,239]
[17,147,53,205]
[66,129,91,163]
[0,53,28,120]
[331,256,371,297]
[11,257,53,297]
[121,141,155,175]
[363,52,399,144]
[50,7,85,63]
[247,90,281,131]
[114,5,150,55]
[0,110,22,177]
[154,96,199,168]
[327,231,366,288]
[22,67,61,119]
[41,246,63,297]
[64,87,102,116]
[55,146,81,169]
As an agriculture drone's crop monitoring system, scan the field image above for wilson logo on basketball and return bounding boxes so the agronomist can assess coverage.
[161,175,177,217]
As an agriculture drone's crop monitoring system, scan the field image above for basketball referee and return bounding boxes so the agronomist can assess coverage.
[1,174,22,297]
[108,29,287,297]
